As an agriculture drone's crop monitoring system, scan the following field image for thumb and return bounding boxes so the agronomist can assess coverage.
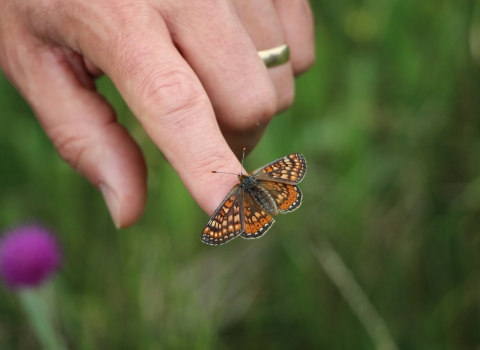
[14,47,147,228]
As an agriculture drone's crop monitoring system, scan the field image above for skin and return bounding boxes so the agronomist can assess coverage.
[0,0,315,228]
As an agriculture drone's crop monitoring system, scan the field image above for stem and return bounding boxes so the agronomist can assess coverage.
[19,288,65,350]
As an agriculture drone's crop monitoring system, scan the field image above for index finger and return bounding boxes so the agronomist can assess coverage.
[88,10,242,214]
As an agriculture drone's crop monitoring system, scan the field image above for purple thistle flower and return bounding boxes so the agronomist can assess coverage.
[0,224,62,288]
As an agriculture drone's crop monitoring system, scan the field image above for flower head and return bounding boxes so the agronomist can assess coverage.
[0,224,62,288]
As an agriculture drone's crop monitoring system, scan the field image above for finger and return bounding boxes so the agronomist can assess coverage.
[13,46,147,228]
[232,0,295,113]
[88,12,244,215]
[273,0,315,74]
[161,1,280,155]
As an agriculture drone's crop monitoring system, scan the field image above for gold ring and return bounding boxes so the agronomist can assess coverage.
[258,44,290,68]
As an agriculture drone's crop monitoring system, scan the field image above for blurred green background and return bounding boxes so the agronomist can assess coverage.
[1,0,480,349]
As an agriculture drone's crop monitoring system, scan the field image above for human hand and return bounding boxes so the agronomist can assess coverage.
[0,0,315,228]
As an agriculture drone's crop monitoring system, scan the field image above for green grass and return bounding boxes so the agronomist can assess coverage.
[1,1,480,348]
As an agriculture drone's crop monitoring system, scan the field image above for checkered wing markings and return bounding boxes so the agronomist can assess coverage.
[258,180,303,213]
[201,187,244,245]
[240,195,275,240]
[252,153,307,184]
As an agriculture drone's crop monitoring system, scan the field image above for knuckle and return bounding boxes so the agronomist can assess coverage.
[50,123,90,171]
[292,49,316,75]
[138,65,207,120]
[108,30,210,132]
[132,65,213,137]
[277,82,296,113]
[226,86,277,131]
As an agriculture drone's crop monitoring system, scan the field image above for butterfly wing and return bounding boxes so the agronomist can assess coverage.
[240,191,275,240]
[257,181,302,213]
[201,186,245,245]
[252,153,307,184]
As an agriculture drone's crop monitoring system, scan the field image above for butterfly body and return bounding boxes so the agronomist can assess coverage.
[202,153,306,245]
[238,174,278,216]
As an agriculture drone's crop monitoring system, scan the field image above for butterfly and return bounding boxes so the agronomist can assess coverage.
[201,152,307,245]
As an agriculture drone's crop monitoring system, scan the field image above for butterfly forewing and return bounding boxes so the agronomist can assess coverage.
[252,153,307,184]
[201,186,244,245]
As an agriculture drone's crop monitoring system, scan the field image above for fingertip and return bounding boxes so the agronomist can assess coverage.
[93,124,147,228]
[100,183,121,229]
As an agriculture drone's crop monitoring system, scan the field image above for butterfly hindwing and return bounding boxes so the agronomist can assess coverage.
[257,181,302,213]
[240,193,275,239]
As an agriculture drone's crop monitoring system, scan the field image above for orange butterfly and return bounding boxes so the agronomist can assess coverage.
[202,153,306,245]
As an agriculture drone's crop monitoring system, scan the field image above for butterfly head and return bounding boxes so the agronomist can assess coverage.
[238,173,248,182]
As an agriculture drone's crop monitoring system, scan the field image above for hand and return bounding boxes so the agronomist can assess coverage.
[0,0,315,228]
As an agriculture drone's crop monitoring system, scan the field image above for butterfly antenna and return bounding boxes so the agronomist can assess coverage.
[211,170,237,175]
[240,147,246,175]
[211,148,247,176]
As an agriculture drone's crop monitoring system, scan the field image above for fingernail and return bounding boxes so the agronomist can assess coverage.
[99,183,121,229]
